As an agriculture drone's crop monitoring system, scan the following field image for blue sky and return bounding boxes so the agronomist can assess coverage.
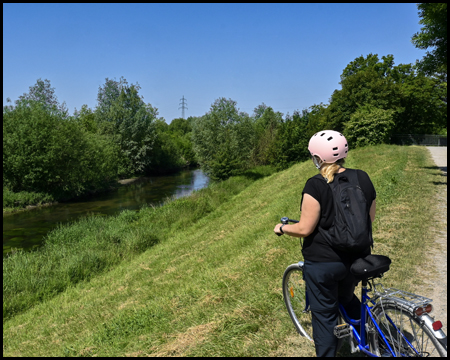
[3,3,426,122]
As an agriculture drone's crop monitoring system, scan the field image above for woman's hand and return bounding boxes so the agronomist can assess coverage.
[274,223,283,235]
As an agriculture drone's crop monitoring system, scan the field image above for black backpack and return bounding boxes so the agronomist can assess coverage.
[318,169,373,253]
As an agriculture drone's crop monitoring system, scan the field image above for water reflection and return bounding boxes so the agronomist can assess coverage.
[3,169,209,255]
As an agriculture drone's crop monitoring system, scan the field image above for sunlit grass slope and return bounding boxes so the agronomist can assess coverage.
[3,145,444,357]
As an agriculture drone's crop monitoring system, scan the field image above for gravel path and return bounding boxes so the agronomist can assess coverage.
[423,146,447,333]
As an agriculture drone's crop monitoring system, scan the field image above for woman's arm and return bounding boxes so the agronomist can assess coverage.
[369,199,376,222]
[274,193,320,238]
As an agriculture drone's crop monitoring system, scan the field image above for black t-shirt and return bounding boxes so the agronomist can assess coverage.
[300,168,376,263]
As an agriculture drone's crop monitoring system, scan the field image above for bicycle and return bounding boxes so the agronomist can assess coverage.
[280,217,447,357]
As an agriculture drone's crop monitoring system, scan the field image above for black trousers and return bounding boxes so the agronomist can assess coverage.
[304,260,361,357]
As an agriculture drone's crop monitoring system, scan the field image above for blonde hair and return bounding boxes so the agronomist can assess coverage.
[320,159,345,183]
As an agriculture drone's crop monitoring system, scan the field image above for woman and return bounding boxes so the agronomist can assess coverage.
[274,130,376,357]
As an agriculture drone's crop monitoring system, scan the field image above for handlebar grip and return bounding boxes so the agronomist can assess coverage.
[276,217,299,236]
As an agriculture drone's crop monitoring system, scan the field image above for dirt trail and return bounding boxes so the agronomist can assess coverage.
[422,146,447,333]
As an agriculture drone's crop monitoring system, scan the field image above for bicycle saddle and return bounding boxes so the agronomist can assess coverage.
[350,254,391,280]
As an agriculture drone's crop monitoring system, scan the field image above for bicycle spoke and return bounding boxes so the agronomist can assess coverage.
[371,301,446,357]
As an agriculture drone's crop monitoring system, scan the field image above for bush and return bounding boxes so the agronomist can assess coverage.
[3,100,119,199]
[192,98,255,180]
[3,186,54,208]
[343,104,395,148]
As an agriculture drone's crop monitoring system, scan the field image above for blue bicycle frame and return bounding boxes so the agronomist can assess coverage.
[337,281,379,357]
[304,277,418,357]
[341,281,422,357]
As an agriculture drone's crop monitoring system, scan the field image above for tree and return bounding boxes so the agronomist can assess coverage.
[326,61,402,132]
[16,78,69,118]
[149,119,186,173]
[3,100,118,198]
[94,78,158,177]
[107,86,158,176]
[169,117,192,135]
[343,105,395,148]
[191,98,255,180]
[324,53,446,135]
[250,106,283,166]
[167,118,197,166]
[273,109,313,169]
[252,103,269,120]
[73,104,97,133]
[411,3,447,76]
[96,77,131,116]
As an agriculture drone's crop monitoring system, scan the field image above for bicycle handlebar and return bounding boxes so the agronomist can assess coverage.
[276,216,299,236]
[280,216,299,224]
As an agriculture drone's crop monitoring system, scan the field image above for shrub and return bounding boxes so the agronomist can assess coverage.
[3,100,119,199]
[343,104,395,148]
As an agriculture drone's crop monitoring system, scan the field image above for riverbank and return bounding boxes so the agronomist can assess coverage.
[4,176,160,215]
[3,165,276,320]
[3,146,444,357]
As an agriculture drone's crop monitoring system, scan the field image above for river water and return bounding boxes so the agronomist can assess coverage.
[3,169,210,256]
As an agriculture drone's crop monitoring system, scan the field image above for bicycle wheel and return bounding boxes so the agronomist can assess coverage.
[282,263,314,342]
[369,301,447,357]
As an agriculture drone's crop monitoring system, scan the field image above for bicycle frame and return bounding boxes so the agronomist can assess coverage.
[338,279,421,357]
[301,267,407,357]
[337,280,379,357]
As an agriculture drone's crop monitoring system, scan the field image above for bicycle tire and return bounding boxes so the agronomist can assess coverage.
[369,301,447,357]
[282,263,314,342]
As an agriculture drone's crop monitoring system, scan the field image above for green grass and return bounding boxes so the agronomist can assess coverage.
[3,166,278,321]
[2,146,444,357]
[3,187,56,214]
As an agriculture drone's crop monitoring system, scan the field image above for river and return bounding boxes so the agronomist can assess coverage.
[3,169,210,256]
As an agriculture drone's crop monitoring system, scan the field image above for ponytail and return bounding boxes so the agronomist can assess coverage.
[320,159,345,183]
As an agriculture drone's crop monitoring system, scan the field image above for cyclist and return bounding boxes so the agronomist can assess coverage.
[274,130,376,357]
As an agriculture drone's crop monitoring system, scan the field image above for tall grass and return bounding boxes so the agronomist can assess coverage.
[3,187,55,213]
[3,166,277,321]
[3,146,444,357]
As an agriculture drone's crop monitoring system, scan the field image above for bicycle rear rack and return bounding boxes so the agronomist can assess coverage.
[370,283,433,313]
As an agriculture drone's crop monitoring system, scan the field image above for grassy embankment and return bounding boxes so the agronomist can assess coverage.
[3,145,445,357]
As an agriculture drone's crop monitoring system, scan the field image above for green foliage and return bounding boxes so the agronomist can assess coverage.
[167,117,198,166]
[192,98,255,180]
[15,78,69,118]
[94,78,158,177]
[149,119,187,173]
[73,104,97,133]
[396,71,447,134]
[3,100,119,199]
[411,3,447,76]
[273,110,311,170]
[108,86,157,176]
[343,104,395,148]
[169,117,193,135]
[324,53,447,135]
[250,106,283,166]
[326,54,402,132]
[3,186,54,209]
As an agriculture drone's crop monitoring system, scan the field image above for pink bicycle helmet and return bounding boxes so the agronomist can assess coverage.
[308,130,348,169]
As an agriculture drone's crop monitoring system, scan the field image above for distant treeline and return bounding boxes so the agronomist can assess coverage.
[3,53,447,204]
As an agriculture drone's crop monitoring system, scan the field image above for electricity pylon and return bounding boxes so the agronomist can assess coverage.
[179,96,188,119]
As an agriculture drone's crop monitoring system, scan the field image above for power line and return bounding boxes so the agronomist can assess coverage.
[179,96,188,119]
